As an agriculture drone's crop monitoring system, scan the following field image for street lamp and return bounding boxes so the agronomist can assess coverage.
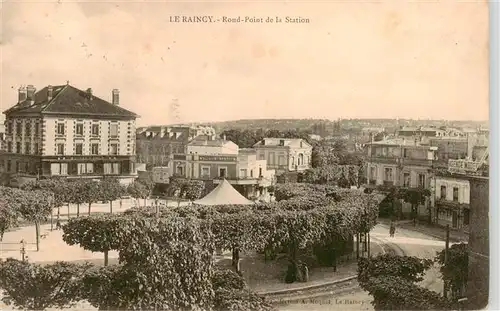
[20,239,26,261]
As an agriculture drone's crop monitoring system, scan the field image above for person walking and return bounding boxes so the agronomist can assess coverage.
[56,219,62,230]
[389,221,396,237]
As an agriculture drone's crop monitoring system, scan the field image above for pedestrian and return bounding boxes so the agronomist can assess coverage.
[56,219,61,230]
[389,221,395,237]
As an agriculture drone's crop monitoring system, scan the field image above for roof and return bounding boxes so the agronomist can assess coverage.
[4,84,137,118]
[188,137,234,147]
[253,137,312,148]
[398,127,445,133]
[192,179,254,205]
[369,137,435,148]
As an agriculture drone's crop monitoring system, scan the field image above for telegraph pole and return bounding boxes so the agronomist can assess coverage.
[443,224,450,298]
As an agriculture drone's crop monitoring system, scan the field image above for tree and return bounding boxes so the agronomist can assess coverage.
[80,180,101,216]
[0,258,90,311]
[358,254,433,284]
[67,181,86,217]
[400,187,432,225]
[16,189,54,251]
[99,178,123,214]
[86,215,215,310]
[127,181,149,207]
[358,254,451,310]
[361,275,452,310]
[0,192,19,241]
[435,243,468,299]
[62,215,123,266]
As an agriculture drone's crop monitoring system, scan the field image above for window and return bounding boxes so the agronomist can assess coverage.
[112,163,120,174]
[16,122,22,135]
[7,160,11,172]
[403,148,408,158]
[75,143,83,155]
[110,124,118,137]
[268,152,275,165]
[176,166,184,176]
[219,168,227,178]
[259,154,265,160]
[34,123,39,136]
[250,169,254,177]
[25,142,30,154]
[7,142,12,153]
[25,123,31,136]
[370,167,376,180]
[453,187,459,202]
[50,163,68,176]
[201,167,210,178]
[77,163,94,175]
[384,168,393,181]
[403,173,410,187]
[7,123,12,134]
[259,167,262,177]
[418,174,426,188]
[16,142,21,153]
[110,144,118,155]
[34,143,39,155]
[91,144,99,155]
[298,154,304,166]
[57,123,65,135]
[240,169,247,178]
[440,186,447,199]
[76,124,84,135]
[57,144,64,155]
[92,124,99,135]
[278,155,285,166]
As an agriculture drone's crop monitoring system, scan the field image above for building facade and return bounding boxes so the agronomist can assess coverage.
[466,176,489,309]
[366,138,438,218]
[252,138,312,174]
[1,83,138,186]
[136,126,192,167]
[170,139,275,200]
[433,175,470,231]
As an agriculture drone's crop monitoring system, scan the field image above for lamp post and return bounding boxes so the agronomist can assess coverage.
[20,239,26,261]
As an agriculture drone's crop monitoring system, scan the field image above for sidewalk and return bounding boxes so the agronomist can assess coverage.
[378,218,468,243]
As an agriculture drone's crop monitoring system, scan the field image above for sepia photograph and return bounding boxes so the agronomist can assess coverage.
[0,1,492,310]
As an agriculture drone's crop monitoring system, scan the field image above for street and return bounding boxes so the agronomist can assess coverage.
[279,223,447,311]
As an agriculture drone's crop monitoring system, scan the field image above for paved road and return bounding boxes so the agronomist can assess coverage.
[279,223,447,311]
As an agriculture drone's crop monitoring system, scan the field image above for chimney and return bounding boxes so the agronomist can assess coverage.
[18,86,27,102]
[86,88,93,100]
[112,89,120,105]
[47,85,54,101]
[26,85,36,101]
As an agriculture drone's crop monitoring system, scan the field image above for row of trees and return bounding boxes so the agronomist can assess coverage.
[0,178,155,250]
[0,182,382,310]
[358,243,469,310]
[61,184,382,280]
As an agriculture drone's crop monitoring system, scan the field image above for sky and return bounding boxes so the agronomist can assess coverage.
[0,0,489,126]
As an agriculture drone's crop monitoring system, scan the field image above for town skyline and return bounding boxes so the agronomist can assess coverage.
[1,1,489,125]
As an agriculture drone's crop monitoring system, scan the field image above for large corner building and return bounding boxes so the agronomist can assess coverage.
[1,83,139,186]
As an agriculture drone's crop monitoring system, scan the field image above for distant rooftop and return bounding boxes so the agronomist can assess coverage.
[369,137,435,147]
[188,136,234,147]
[253,137,311,148]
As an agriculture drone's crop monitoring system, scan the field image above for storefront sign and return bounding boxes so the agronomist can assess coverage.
[199,155,237,162]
